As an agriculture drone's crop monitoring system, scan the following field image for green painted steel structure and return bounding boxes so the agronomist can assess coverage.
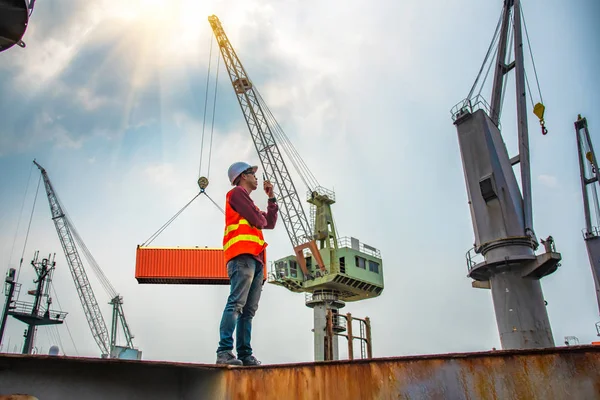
[208,15,384,303]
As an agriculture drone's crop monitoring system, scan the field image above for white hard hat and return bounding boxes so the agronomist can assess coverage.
[228,161,258,185]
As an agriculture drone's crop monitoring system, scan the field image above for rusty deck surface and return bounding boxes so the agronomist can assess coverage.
[1,345,599,399]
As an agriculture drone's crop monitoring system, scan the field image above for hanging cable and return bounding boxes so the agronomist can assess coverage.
[206,54,220,179]
[199,36,214,178]
[3,161,33,296]
[255,89,320,191]
[525,70,535,105]
[8,162,34,270]
[52,187,117,298]
[476,44,498,99]
[51,284,79,355]
[141,192,203,247]
[467,7,504,101]
[520,3,547,135]
[16,174,42,284]
[203,192,225,215]
[498,18,514,122]
[69,217,117,298]
[520,4,543,104]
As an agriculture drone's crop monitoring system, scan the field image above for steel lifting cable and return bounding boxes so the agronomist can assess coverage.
[520,4,543,105]
[68,216,116,298]
[520,3,547,135]
[476,43,499,99]
[8,163,34,268]
[16,173,42,285]
[2,163,34,295]
[141,192,203,247]
[51,284,79,355]
[52,184,117,298]
[203,191,225,215]
[199,37,220,180]
[491,15,514,123]
[207,55,220,179]
[255,89,319,191]
[142,40,224,247]
[467,7,504,102]
[198,36,213,179]
[499,20,514,120]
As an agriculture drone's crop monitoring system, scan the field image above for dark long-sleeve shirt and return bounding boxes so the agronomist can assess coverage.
[228,186,278,265]
[229,186,278,229]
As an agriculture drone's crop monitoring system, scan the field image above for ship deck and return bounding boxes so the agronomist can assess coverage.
[1,345,599,399]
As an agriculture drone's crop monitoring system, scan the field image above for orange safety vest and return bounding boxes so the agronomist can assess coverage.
[223,188,268,264]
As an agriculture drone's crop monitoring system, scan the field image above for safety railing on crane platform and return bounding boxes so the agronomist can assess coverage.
[11,281,22,301]
[306,186,336,202]
[465,234,554,275]
[305,290,342,305]
[338,237,381,258]
[465,247,485,275]
[582,226,600,240]
[450,95,501,129]
[9,300,68,322]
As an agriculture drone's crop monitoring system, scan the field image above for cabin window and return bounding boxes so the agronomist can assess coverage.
[289,260,298,278]
[339,257,346,273]
[368,260,380,274]
[355,256,366,269]
[276,261,286,278]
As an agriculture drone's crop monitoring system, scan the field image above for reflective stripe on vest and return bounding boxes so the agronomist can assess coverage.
[224,233,265,251]
[224,219,251,236]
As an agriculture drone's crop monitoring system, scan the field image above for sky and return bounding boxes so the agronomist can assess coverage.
[0,0,599,364]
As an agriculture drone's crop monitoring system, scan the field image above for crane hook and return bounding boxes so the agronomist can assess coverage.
[541,121,548,135]
[533,102,548,135]
[586,152,597,174]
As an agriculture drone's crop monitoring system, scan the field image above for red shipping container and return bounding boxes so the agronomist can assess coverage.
[135,246,267,285]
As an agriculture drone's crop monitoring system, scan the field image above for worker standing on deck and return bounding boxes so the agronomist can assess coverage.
[216,161,279,366]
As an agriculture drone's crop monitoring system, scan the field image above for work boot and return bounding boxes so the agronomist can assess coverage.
[239,355,262,366]
[216,351,243,366]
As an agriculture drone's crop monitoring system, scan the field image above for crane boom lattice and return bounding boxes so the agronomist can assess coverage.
[34,161,111,356]
[208,15,311,249]
[34,161,137,358]
[207,15,384,362]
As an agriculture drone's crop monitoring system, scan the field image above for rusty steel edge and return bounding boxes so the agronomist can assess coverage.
[1,345,598,371]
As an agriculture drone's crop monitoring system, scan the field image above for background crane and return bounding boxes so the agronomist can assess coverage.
[450,0,561,349]
[33,160,140,359]
[573,115,600,336]
[208,15,384,361]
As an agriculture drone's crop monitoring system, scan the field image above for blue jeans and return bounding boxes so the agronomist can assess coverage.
[217,254,264,358]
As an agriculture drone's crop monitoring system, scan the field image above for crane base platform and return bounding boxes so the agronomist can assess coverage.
[1,345,599,399]
[468,251,561,281]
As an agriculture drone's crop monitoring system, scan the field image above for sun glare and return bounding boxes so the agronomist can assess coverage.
[116,0,215,43]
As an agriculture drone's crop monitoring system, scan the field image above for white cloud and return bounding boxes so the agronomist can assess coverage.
[539,174,559,188]
[2,0,600,367]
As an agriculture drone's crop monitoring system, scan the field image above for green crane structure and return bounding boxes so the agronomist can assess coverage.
[207,15,384,361]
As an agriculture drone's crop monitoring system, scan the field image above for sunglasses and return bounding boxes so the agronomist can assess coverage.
[243,169,256,176]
